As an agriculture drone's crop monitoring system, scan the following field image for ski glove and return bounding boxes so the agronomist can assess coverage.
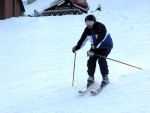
[87,49,94,57]
[72,45,80,53]
[91,44,95,49]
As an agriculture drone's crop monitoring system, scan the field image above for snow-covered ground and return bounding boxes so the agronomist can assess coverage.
[0,0,150,113]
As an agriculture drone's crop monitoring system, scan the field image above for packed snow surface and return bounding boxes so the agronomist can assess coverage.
[0,0,150,113]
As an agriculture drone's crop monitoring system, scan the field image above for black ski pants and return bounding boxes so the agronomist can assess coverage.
[87,48,111,79]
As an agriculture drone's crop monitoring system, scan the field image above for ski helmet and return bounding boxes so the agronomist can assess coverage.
[85,14,96,26]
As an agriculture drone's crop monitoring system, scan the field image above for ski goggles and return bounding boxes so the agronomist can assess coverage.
[85,21,94,26]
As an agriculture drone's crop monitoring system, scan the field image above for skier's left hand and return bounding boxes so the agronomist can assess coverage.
[87,50,94,57]
[91,44,95,49]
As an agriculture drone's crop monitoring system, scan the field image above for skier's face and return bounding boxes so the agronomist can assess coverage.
[85,21,94,29]
[87,25,93,29]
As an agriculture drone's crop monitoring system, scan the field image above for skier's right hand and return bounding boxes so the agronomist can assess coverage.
[87,49,94,57]
[72,45,80,53]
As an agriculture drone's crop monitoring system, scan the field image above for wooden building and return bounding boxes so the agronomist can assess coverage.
[0,0,25,20]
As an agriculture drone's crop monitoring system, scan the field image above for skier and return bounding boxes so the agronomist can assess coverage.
[72,14,113,87]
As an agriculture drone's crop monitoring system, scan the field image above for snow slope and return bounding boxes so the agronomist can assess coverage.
[0,0,150,113]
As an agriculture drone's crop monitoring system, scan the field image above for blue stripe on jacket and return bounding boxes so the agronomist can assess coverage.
[98,34,113,49]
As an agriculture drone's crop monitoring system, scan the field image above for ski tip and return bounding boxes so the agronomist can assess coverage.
[139,67,143,70]
[78,90,84,93]
[90,91,98,94]
[90,91,95,93]
[78,91,82,93]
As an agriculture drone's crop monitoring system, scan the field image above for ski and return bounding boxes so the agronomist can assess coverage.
[90,83,109,94]
[90,87,104,94]
[78,82,95,94]
[78,87,88,93]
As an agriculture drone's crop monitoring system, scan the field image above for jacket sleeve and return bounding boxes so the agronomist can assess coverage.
[76,28,88,48]
[94,23,107,48]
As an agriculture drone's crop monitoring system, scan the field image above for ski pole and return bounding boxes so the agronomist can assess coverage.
[95,54,142,70]
[72,53,76,86]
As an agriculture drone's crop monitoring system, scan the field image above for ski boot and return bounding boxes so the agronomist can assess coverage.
[87,77,94,87]
[100,75,109,87]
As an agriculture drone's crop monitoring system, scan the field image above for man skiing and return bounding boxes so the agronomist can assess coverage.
[72,14,113,87]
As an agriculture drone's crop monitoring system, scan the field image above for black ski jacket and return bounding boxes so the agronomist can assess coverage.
[77,22,113,49]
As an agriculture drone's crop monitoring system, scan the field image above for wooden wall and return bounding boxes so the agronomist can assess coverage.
[0,0,5,19]
[0,0,25,20]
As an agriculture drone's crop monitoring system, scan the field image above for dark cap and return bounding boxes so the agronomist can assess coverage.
[85,15,96,23]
